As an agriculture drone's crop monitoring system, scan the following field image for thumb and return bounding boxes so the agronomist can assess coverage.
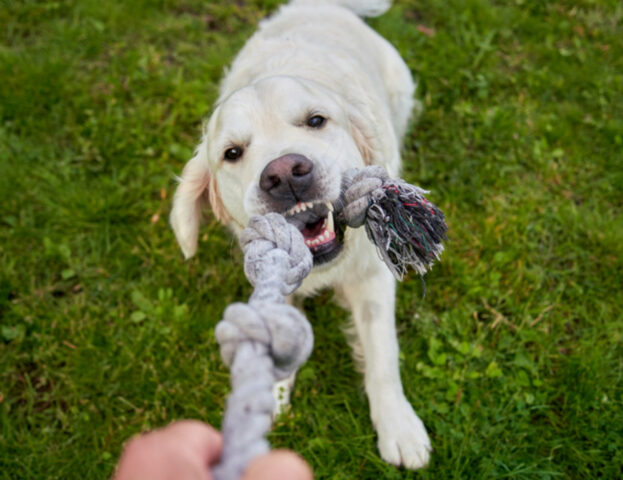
[241,450,313,480]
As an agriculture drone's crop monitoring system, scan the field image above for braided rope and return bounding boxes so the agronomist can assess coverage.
[339,166,447,280]
[210,168,446,479]
[212,213,313,480]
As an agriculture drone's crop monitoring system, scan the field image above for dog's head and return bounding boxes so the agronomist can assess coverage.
[170,75,380,266]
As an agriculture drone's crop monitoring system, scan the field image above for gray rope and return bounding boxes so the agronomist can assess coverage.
[339,166,447,280]
[212,213,313,480]
[210,170,445,479]
[340,166,390,228]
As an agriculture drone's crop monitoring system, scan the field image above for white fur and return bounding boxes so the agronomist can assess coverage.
[171,0,430,469]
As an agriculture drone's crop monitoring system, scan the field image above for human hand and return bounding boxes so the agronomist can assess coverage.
[113,420,312,480]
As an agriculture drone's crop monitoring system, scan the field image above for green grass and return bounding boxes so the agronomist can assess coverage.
[1,0,622,478]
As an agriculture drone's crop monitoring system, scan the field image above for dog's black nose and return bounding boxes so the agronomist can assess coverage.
[259,154,314,200]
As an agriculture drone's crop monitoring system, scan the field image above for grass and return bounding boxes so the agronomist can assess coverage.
[1,0,622,478]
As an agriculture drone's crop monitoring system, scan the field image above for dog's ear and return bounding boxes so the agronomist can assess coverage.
[348,102,400,175]
[170,141,229,259]
[348,100,383,166]
[349,113,376,166]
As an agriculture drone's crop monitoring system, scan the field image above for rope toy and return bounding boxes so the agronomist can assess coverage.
[339,166,448,280]
[213,213,314,480]
[211,167,447,480]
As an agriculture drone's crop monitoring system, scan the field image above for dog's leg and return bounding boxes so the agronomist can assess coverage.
[340,263,431,469]
[272,371,296,418]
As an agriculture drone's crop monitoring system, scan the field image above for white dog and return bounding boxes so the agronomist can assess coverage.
[170,0,431,469]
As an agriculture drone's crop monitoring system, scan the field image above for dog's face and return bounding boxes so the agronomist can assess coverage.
[171,76,375,265]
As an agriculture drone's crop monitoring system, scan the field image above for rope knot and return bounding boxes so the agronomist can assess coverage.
[340,166,390,228]
[240,213,313,296]
[215,301,313,382]
[338,165,447,280]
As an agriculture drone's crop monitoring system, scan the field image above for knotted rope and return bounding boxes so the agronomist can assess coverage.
[339,166,448,280]
[210,167,447,479]
[212,213,313,480]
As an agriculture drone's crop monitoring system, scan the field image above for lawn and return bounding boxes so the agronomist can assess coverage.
[1,0,622,478]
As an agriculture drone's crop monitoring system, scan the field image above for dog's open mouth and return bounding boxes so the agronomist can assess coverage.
[283,201,344,265]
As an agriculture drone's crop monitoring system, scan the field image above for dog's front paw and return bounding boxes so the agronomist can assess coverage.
[272,372,298,419]
[374,399,431,469]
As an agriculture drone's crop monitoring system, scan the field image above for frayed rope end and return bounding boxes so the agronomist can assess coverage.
[364,180,448,281]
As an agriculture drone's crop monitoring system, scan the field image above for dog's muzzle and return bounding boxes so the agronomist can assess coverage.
[283,200,344,265]
[258,154,345,265]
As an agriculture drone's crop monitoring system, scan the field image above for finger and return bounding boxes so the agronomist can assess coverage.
[163,420,224,466]
[241,450,313,480]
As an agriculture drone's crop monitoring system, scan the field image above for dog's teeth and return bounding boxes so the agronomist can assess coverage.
[326,211,334,233]
[306,202,314,209]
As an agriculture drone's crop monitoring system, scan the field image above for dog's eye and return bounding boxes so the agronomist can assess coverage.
[224,146,243,162]
[306,115,326,129]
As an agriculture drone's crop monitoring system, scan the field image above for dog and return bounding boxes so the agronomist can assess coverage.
[170,0,431,469]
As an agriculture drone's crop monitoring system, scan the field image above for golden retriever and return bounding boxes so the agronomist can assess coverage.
[170,0,431,469]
